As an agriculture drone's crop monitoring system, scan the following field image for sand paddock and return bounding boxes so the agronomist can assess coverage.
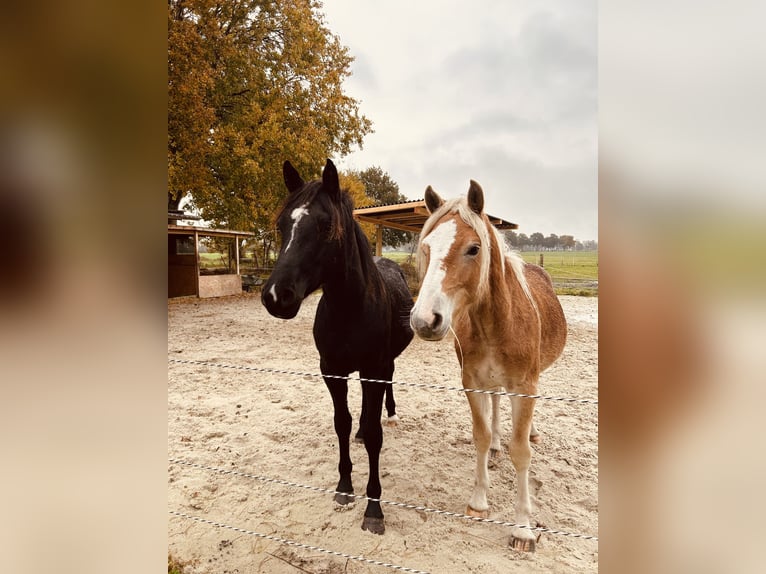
[168,292,597,573]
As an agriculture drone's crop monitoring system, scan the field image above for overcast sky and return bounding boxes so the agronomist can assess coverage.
[320,0,597,241]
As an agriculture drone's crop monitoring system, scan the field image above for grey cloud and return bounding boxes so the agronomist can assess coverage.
[424,112,540,148]
[442,9,596,119]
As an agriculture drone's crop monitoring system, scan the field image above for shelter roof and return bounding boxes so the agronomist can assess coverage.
[168,210,201,221]
[168,224,255,238]
[353,199,518,233]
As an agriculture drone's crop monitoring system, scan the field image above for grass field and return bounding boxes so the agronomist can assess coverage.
[383,250,598,296]
[198,252,231,269]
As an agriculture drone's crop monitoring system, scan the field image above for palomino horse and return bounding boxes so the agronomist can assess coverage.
[410,181,567,551]
[261,159,414,535]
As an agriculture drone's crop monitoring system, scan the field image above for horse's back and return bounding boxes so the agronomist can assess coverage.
[524,263,567,370]
[374,257,414,358]
[374,257,411,307]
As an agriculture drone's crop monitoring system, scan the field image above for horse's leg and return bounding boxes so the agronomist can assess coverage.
[465,388,492,518]
[323,374,356,509]
[357,382,397,442]
[489,392,502,459]
[529,421,541,444]
[354,391,367,444]
[358,365,391,535]
[489,390,539,452]
[384,383,399,426]
[507,393,538,551]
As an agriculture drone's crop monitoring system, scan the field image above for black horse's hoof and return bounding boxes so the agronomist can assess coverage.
[361,516,385,535]
[354,430,365,444]
[333,492,356,510]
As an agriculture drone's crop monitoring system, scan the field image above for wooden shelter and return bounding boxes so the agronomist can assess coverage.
[168,212,255,298]
[353,199,518,255]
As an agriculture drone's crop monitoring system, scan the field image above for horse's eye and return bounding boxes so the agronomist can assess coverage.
[466,244,480,256]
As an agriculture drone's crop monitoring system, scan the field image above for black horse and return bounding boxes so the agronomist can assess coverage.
[261,159,414,535]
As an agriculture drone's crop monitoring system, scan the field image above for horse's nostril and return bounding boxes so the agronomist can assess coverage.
[281,287,296,305]
[431,312,443,330]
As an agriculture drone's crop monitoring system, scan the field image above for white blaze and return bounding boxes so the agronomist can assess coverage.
[283,204,310,253]
[414,219,457,321]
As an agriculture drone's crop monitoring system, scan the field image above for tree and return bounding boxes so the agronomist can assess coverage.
[544,233,559,250]
[351,166,411,249]
[529,232,545,249]
[582,239,598,250]
[504,230,519,247]
[560,235,576,250]
[168,0,373,254]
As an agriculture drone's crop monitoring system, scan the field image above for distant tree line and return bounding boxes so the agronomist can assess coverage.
[503,231,597,251]
[393,232,596,255]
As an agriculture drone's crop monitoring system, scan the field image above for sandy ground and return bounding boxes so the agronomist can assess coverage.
[168,292,598,573]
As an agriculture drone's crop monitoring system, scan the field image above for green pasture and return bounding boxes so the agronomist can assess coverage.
[382,251,416,265]
[199,252,232,269]
[518,251,598,279]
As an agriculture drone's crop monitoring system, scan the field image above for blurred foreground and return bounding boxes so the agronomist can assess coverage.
[600,2,766,573]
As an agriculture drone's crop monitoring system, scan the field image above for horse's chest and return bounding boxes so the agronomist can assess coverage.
[466,350,530,388]
[473,356,509,386]
[314,319,386,364]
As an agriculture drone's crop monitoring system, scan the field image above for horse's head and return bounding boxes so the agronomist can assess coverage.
[261,159,344,319]
[410,180,493,340]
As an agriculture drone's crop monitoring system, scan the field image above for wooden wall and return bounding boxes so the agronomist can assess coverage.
[168,235,197,298]
[198,274,241,298]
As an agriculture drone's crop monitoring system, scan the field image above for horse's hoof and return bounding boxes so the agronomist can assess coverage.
[354,436,365,444]
[510,535,536,552]
[333,492,356,511]
[465,505,489,519]
[361,516,385,535]
[489,447,502,460]
[529,433,542,445]
[384,414,399,427]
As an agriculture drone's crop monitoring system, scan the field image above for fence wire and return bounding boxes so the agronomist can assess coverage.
[170,457,598,542]
[168,357,598,405]
[169,510,431,574]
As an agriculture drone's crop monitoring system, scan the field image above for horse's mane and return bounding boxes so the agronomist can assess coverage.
[420,197,535,306]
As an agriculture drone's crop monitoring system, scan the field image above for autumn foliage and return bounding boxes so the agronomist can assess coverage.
[168,0,373,247]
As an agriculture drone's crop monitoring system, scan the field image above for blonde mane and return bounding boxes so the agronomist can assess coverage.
[419,196,536,308]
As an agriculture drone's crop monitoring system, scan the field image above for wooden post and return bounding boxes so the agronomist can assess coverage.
[194,230,200,297]
[235,237,240,275]
[539,253,544,267]
[376,224,383,256]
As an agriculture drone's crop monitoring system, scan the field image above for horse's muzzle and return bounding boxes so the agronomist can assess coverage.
[410,309,449,341]
[261,280,303,319]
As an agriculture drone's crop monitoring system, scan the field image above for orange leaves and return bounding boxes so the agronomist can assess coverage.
[167,0,372,230]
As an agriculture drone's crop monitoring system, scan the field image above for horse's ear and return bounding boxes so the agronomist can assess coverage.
[322,158,341,200]
[283,161,304,193]
[424,186,444,213]
[467,180,484,214]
